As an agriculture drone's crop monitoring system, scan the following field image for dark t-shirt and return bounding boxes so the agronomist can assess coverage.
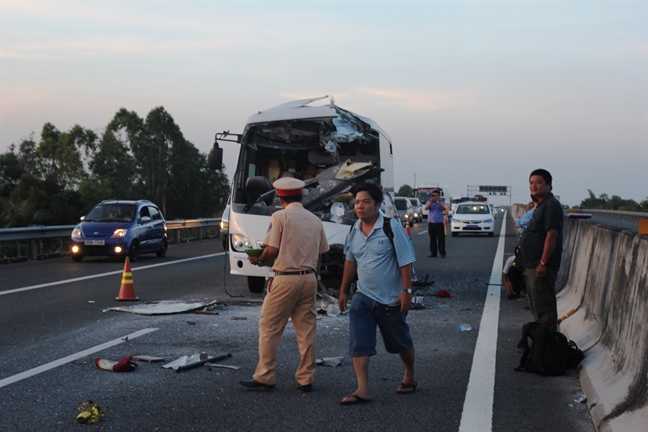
[520,193,563,270]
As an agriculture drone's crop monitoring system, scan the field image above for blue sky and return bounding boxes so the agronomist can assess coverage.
[1,1,646,206]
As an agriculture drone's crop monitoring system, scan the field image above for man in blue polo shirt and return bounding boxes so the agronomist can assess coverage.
[337,183,417,405]
[424,189,446,257]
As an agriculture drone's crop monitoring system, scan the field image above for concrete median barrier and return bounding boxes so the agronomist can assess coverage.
[557,218,648,432]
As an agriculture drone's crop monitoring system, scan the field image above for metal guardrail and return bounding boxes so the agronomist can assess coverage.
[579,209,647,221]
[0,218,221,262]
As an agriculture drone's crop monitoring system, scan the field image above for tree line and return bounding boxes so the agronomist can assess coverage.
[0,107,230,228]
[579,190,648,212]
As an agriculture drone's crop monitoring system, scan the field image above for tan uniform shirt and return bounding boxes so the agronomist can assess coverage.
[263,202,329,272]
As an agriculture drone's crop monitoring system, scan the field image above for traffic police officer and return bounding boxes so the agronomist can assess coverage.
[240,177,329,392]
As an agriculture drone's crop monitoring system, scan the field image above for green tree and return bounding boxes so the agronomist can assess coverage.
[0,149,24,197]
[397,184,413,197]
[83,111,140,205]
[580,190,606,209]
[134,107,185,215]
[37,123,97,190]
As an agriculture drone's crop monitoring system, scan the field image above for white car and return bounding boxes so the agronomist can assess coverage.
[451,202,495,237]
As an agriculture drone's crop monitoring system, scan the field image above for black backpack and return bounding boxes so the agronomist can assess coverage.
[515,322,568,376]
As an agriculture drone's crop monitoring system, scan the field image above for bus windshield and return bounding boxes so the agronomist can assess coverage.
[231,106,385,222]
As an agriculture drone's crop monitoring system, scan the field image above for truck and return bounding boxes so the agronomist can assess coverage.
[209,96,397,293]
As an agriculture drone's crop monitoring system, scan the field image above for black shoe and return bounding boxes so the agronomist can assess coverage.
[297,384,312,392]
[239,379,275,391]
[428,254,437,258]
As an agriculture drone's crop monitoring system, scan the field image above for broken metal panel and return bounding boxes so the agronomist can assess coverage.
[162,353,232,372]
[105,300,221,316]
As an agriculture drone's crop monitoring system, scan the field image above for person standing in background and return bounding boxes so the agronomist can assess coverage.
[424,190,446,257]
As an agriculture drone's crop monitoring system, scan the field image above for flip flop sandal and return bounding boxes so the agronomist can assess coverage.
[396,381,418,394]
[339,394,372,405]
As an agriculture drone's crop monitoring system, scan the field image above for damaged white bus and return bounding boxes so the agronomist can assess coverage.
[210,96,397,293]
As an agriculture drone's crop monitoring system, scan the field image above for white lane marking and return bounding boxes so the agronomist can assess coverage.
[417,228,428,235]
[0,253,226,296]
[0,328,159,388]
[459,212,507,432]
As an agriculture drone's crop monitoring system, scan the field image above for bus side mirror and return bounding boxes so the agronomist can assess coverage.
[208,142,223,170]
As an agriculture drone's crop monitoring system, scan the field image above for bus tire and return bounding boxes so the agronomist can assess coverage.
[248,276,265,293]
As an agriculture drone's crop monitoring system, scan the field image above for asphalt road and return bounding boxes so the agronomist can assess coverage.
[0,214,594,432]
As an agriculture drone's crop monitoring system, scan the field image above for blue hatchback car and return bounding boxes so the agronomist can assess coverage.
[70,200,168,262]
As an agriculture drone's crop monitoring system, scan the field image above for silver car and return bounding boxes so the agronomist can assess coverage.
[408,198,423,223]
[394,197,415,226]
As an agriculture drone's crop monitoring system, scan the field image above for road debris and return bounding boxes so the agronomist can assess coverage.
[105,300,224,316]
[133,355,165,363]
[204,363,241,370]
[232,317,247,320]
[186,321,196,325]
[435,289,455,298]
[94,354,137,372]
[162,352,232,372]
[574,394,587,403]
[76,400,104,424]
[316,356,343,367]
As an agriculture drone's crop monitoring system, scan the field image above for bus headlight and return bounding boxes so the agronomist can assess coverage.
[231,234,252,252]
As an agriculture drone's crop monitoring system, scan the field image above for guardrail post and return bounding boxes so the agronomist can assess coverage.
[29,239,37,260]
[174,230,180,243]
[15,241,21,258]
[216,226,220,238]
[197,227,203,241]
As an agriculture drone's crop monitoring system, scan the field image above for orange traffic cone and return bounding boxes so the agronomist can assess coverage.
[116,257,138,301]
[406,221,411,236]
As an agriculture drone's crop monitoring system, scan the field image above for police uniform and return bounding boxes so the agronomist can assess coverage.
[252,178,329,387]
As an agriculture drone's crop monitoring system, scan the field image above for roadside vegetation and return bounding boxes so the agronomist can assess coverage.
[0,107,229,228]
[578,190,648,213]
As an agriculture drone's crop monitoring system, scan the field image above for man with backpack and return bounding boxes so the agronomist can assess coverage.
[519,169,563,331]
[337,183,416,405]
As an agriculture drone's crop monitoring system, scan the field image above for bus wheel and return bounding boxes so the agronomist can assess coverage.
[248,276,265,293]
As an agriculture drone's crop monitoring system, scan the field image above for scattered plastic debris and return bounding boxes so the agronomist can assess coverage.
[316,356,343,367]
[186,321,196,325]
[326,303,340,316]
[95,354,137,372]
[76,400,104,424]
[133,355,164,363]
[458,324,472,332]
[412,296,425,309]
[88,301,95,303]
[162,352,232,372]
[574,394,587,403]
[232,317,247,321]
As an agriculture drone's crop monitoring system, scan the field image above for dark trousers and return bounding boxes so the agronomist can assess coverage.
[524,267,558,331]
[427,223,446,256]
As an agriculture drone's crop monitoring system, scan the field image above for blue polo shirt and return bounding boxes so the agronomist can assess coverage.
[345,212,416,305]
[427,199,446,223]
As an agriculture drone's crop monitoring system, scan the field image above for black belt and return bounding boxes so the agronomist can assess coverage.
[274,270,314,276]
